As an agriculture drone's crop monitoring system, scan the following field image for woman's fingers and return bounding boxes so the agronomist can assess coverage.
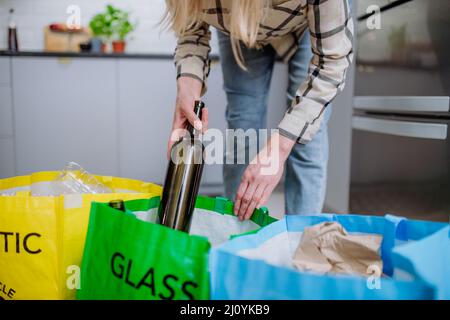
[167,140,173,160]
[167,109,184,159]
[168,103,208,159]
[234,180,248,216]
[167,120,184,159]
[232,133,290,222]
[167,129,178,160]
[238,181,257,220]
[244,183,266,220]
[258,183,277,210]
[184,107,202,131]
[201,107,209,133]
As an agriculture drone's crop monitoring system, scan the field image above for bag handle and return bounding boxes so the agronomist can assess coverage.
[195,196,275,225]
[214,196,230,213]
[382,214,407,276]
[213,196,270,217]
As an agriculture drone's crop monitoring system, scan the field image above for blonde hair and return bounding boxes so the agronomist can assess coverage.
[163,0,270,69]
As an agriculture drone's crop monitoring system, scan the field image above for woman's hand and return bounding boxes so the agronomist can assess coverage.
[234,132,295,220]
[167,77,209,159]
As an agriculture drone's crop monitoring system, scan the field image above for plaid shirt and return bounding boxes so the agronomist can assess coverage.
[174,0,354,144]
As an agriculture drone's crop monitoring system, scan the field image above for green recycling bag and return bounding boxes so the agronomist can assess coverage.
[77,196,276,300]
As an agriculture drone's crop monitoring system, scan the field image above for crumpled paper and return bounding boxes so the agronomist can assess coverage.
[292,222,383,276]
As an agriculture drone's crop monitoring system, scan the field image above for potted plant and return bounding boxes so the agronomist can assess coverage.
[109,5,135,53]
[89,11,111,53]
[89,5,136,54]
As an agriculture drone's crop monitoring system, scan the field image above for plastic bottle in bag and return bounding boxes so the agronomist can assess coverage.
[50,162,112,195]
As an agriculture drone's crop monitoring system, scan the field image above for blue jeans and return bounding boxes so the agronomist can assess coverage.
[218,32,332,215]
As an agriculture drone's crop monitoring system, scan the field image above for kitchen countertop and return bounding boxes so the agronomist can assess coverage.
[0,50,220,60]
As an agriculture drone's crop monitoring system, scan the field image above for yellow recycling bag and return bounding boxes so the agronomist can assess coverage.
[0,172,161,300]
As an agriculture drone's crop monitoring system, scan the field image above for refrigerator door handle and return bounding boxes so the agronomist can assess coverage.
[352,116,448,140]
[354,96,450,113]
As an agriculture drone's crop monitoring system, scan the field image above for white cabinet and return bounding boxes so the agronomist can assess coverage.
[12,57,119,176]
[0,58,10,85]
[0,57,15,179]
[0,86,13,137]
[117,59,176,184]
[0,57,13,138]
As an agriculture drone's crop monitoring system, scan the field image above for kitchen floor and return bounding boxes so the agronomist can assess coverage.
[350,184,450,223]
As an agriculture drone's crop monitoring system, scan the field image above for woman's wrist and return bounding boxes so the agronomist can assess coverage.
[177,76,202,99]
[267,133,295,163]
[272,132,295,162]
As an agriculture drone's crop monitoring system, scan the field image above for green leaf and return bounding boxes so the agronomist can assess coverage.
[89,4,137,40]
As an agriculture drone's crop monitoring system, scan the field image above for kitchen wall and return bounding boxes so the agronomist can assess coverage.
[0,0,219,54]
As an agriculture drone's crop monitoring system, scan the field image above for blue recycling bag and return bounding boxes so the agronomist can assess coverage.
[209,214,447,300]
[392,226,450,300]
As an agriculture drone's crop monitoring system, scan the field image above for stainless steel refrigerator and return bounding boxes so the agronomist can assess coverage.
[351,0,450,221]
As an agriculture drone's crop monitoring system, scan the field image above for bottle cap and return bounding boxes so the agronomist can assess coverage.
[194,100,205,108]
[193,100,205,118]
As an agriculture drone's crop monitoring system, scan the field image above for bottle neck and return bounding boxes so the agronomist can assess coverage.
[186,101,204,137]
[186,124,197,136]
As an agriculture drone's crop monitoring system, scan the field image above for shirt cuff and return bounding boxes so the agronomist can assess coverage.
[278,113,310,145]
[176,59,209,96]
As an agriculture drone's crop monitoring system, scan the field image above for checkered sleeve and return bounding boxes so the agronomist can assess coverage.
[278,0,354,144]
[174,22,212,96]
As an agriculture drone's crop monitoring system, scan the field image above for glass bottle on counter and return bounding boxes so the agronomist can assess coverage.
[159,100,205,232]
[8,8,19,52]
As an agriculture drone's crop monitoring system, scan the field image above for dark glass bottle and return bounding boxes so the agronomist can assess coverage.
[8,9,19,52]
[109,200,125,212]
[159,100,205,232]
